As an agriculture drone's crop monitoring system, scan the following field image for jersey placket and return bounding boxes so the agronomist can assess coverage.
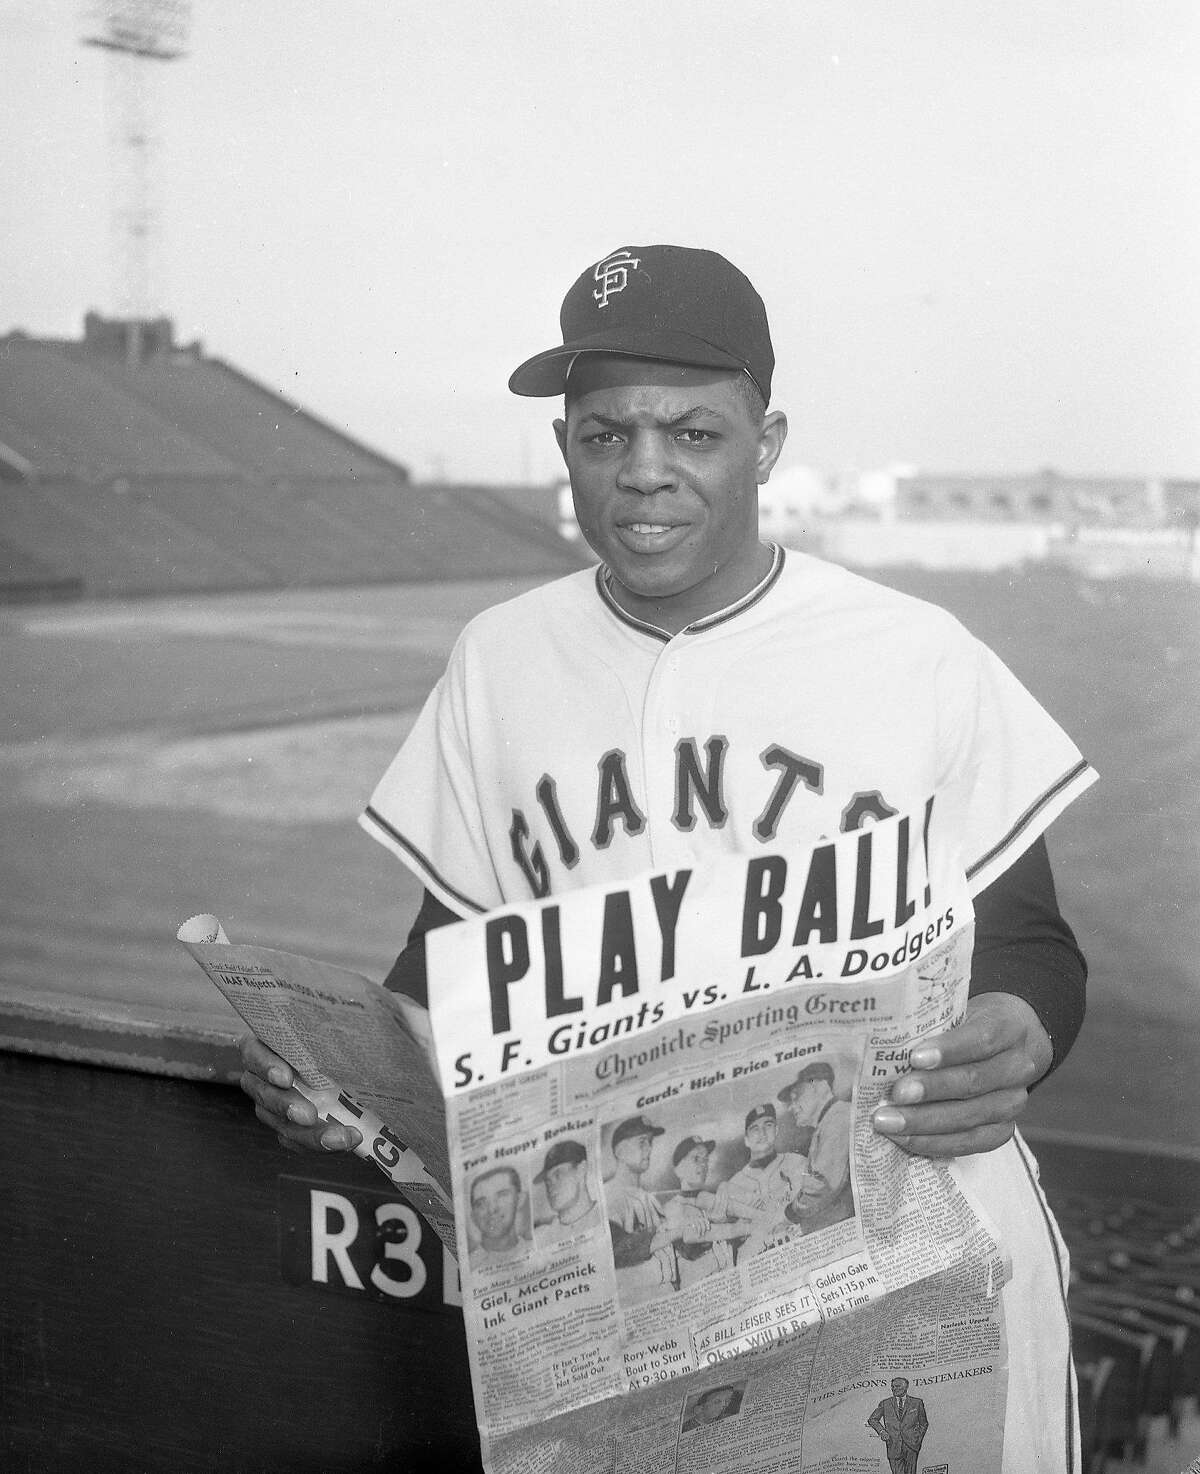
[639,629,710,871]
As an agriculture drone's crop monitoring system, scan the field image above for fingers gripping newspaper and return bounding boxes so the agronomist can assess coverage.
[179,794,1013,1472]
[428,796,1013,1474]
[175,914,457,1249]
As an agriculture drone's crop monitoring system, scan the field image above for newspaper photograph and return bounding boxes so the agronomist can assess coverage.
[426,795,1013,1471]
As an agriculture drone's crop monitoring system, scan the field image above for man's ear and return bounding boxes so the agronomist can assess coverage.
[553,417,568,467]
[756,410,788,485]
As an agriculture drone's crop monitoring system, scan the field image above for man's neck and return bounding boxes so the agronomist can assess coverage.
[560,1192,596,1226]
[605,540,775,636]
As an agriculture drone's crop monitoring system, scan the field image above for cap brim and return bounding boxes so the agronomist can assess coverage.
[508,328,747,397]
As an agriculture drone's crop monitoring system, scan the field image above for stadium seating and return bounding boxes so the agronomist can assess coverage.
[1049,1188,1200,1469]
[91,353,402,480]
[0,475,586,599]
[0,325,587,599]
[0,343,239,479]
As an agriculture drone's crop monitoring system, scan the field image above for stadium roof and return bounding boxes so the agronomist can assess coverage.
[0,315,407,483]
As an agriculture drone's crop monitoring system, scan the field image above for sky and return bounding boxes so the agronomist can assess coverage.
[3,1,1198,485]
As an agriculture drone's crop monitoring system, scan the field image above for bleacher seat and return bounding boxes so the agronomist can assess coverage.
[1049,1187,1200,1469]
[0,327,587,598]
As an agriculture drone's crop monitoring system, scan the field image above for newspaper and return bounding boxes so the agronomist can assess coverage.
[175,913,456,1248]
[179,791,1013,1469]
[425,796,1012,1471]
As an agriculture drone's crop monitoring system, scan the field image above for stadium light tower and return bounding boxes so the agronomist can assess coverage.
[82,1,190,328]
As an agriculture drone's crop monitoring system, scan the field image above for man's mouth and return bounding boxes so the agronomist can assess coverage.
[615,520,689,550]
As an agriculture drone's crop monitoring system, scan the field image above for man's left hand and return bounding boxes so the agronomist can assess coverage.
[870,993,1053,1158]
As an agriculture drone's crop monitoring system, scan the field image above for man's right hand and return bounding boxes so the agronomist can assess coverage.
[238,1034,363,1153]
[662,1197,707,1241]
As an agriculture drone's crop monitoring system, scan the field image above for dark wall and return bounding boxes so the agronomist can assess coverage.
[6,1046,1196,1474]
[2,1051,481,1474]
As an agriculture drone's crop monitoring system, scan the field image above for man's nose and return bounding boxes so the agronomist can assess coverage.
[616,431,675,495]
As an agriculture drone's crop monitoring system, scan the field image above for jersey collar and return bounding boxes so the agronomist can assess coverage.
[595,543,786,643]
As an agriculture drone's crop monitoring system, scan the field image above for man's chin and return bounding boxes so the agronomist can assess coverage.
[603,557,697,610]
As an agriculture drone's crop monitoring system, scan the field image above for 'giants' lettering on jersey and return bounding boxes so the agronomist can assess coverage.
[508,736,899,899]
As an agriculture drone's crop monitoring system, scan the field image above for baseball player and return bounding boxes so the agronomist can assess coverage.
[603,1114,707,1303]
[533,1140,603,1244]
[778,1061,855,1235]
[467,1165,531,1270]
[718,1104,808,1258]
[668,1135,752,1283]
[240,243,1095,1470]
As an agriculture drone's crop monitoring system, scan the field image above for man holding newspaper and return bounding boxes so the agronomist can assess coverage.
[241,243,1094,1470]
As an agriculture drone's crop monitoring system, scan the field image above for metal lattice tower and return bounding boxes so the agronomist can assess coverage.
[82,1,190,320]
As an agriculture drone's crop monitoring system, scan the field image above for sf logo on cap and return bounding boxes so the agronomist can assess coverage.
[592,250,641,308]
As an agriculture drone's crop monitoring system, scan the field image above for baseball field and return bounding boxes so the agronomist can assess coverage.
[1,563,1195,1151]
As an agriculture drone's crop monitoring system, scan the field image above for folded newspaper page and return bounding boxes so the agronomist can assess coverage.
[176,914,455,1248]
[425,795,1014,1472]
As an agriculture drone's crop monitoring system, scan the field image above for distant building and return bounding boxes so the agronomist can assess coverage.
[762,464,1198,580]
[893,469,1195,530]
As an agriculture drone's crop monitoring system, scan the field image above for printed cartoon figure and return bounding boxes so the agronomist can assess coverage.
[867,1377,929,1474]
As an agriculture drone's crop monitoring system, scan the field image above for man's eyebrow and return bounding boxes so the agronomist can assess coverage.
[578,405,726,429]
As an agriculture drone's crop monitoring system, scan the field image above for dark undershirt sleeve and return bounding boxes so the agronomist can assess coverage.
[381,887,462,1009]
[969,834,1087,1077]
[383,834,1087,1078]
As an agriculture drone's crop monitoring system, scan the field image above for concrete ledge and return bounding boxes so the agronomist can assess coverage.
[0,997,242,1083]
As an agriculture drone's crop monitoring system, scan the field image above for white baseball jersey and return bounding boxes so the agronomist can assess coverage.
[719,1151,808,1226]
[360,545,1097,1472]
[362,545,1093,912]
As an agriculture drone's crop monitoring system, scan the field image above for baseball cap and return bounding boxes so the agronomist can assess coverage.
[611,1115,665,1151]
[508,244,774,404]
[744,1104,776,1130]
[534,1139,588,1182]
[672,1135,716,1168]
[778,1061,834,1101]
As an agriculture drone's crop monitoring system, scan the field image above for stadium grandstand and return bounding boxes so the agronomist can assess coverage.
[0,313,585,601]
[1037,1151,1200,1470]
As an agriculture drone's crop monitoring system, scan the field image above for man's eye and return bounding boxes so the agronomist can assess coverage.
[584,431,620,447]
[677,428,716,445]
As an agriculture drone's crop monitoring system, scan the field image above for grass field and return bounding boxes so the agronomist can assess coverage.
[1,564,1196,1151]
